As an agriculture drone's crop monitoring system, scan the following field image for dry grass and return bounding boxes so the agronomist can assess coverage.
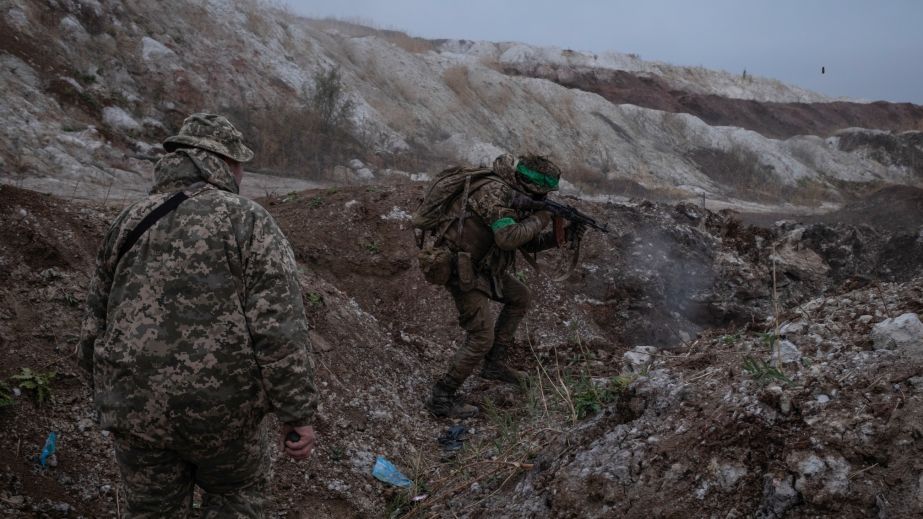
[306,16,435,53]
[388,329,631,517]
[443,65,477,107]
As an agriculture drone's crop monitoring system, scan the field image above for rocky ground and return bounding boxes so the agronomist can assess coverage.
[1,181,922,517]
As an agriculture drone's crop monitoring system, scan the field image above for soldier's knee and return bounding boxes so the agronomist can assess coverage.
[508,285,532,311]
[468,326,494,354]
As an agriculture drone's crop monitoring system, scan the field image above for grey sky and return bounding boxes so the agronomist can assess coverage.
[286,0,923,104]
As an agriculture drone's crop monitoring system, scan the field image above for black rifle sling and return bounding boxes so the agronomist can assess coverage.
[116,191,189,265]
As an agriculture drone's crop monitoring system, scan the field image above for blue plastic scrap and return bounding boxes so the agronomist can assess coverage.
[371,456,413,488]
[39,432,57,466]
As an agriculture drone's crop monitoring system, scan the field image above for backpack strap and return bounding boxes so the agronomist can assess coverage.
[115,190,189,265]
[431,174,500,246]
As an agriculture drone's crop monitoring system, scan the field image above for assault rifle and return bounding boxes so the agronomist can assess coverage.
[539,198,609,234]
[511,192,609,234]
[510,192,608,281]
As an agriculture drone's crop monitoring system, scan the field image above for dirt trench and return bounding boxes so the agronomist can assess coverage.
[1,183,922,517]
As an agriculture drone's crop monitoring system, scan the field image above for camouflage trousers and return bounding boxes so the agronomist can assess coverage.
[112,421,271,518]
[444,272,531,387]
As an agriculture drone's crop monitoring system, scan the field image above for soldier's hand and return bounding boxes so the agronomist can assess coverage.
[565,222,587,243]
[510,191,546,211]
[281,424,316,461]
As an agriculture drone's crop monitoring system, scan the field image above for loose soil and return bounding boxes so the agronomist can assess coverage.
[1,182,922,517]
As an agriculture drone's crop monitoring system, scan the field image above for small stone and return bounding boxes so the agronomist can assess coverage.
[871,313,923,357]
[773,340,802,365]
[779,394,792,415]
[623,346,656,373]
[780,321,806,337]
[816,394,830,404]
[77,418,94,432]
[308,330,333,352]
[858,315,873,325]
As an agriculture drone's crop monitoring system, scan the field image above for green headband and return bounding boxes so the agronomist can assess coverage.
[516,163,559,189]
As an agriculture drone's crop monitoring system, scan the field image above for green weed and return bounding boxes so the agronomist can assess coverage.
[306,292,323,306]
[62,291,80,307]
[572,375,620,419]
[742,356,791,385]
[12,368,57,404]
[0,381,14,408]
[364,241,381,254]
[721,333,741,345]
[760,332,778,350]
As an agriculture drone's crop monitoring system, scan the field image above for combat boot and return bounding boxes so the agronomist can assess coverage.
[480,343,527,385]
[426,377,479,419]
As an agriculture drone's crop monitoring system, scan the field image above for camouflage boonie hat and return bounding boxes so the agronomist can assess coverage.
[515,154,561,195]
[163,113,254,163]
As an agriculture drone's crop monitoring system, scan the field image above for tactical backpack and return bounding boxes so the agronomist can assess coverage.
[412,166,499,285]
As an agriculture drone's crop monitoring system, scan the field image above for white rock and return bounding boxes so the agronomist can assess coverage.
[772,340,802,365]
[871,313,923,358]
[857,315,874,325]
[141,36,175,61]
[780,321,806,337]
[355,167,375,180]
[623,346,657,372]
[102,106,141,132]
[380,206,411,221]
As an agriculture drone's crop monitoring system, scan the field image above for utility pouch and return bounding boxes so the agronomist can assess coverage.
[418,245,453,285]
[456,251,476,291]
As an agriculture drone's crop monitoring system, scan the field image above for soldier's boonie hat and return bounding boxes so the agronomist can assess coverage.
[163,113,254,163]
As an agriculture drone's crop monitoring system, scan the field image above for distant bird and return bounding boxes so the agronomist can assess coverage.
[821,66,825,74]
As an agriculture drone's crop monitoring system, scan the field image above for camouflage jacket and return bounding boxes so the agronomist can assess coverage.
[78,148,316,446]
[442,177,557,295]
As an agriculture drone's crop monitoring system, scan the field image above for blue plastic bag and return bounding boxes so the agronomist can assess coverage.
[371,456,412,488]
[39,432,57,466]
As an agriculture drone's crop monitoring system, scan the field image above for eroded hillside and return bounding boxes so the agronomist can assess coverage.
[1,0,922,207]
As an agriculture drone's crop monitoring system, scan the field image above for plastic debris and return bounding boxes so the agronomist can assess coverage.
[438,425,469,455]
[39,432,57,467]
[371,456,412,488]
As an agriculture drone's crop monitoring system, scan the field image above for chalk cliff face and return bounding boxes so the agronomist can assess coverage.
[1,0,921,206]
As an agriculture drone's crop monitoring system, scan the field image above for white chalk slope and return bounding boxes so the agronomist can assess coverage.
[0,0,917,206]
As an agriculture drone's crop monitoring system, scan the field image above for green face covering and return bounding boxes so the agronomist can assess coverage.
[516,163,559,189]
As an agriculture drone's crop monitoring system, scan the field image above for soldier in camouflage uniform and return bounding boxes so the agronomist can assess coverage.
[426,154,581,418]
[78,114,317,517]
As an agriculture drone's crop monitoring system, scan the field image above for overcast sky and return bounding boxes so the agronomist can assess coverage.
[286,0,923,104]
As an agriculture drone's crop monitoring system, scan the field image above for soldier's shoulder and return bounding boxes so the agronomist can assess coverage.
[202,189,273,219]
[473,177,512,203]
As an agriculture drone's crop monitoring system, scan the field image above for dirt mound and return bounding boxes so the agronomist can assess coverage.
[511,65,923,139]
[821,184,923,232]
[0,186,118,517]
[477,278,923,518]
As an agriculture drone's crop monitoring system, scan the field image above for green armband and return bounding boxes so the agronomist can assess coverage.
[491,217,516,231]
